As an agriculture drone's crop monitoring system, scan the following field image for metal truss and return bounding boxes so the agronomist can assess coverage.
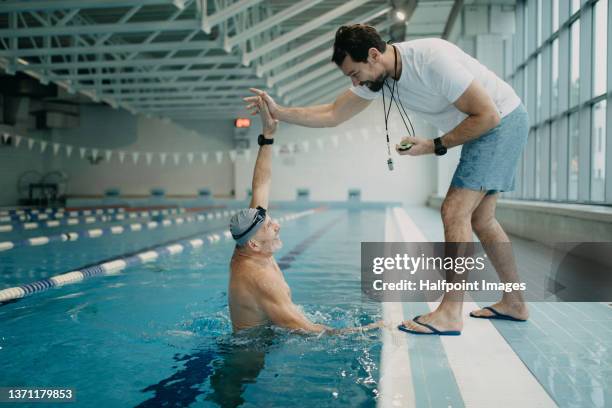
[0,0,456,121]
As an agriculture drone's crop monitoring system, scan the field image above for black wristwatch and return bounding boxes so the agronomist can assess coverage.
[433,137,447,156]
[258,134,274,146]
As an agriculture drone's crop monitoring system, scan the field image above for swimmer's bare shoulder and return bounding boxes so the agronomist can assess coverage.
[230,252,385,334]
[229,253,272,331]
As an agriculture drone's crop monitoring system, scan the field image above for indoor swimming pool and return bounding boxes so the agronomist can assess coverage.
[0,207,385,407]
[0,205,610,408]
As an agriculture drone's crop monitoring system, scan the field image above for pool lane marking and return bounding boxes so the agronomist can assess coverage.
[0,209,316,305]
[377,207,416,408]
[393,207,557,408]
[387,207,465,408]
[0,208,185,232]
[0,206,125,215]
[0,210,218,252]
[0,206,127,222]
[276,213,338,270]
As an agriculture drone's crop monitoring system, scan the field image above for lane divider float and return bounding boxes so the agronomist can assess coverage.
[0,209,231,252]
[0,208,185,229]
[0,209,316,304]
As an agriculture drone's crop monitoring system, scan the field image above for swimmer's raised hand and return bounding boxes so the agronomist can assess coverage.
[245,88,279,118]
[257,96,278,137]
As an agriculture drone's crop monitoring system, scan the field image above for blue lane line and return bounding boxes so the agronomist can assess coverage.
[276,215,341,270]
[401,302,465,408]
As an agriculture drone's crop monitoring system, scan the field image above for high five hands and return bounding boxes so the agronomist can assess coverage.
[254,95,278,137]
[245,88,435,156]
[245,88,279,119]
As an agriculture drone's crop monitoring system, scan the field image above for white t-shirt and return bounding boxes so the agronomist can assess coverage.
[349,38,521,133]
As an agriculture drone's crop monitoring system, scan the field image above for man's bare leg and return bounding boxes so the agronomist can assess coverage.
[400,187,486,333]
[469,193,529,320]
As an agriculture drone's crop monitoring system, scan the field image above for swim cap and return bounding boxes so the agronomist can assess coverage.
[229,207,266,245]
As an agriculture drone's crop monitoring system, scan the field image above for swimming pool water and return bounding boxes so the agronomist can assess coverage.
[0,212,229,288]
[0,209,385,407]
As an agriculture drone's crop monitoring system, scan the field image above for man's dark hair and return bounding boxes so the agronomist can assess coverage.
[331,24,387,66]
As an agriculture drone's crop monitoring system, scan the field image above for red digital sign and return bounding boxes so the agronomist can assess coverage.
[234,118,251,128]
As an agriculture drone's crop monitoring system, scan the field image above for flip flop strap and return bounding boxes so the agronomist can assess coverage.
[412,317,440,334]
[483,306,501,316]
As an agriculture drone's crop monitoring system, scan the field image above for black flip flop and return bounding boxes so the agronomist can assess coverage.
[397,315,461,336]
[469,306,527,322]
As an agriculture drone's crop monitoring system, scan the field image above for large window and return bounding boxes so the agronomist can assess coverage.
[509,0,609,204]
[593,0,608,97]
[552,0,559,32]
[536,53,542,122]
[570,20,580,107]
[550,122,559,199]
[537,0,543,47]
[592,101,607,201]
[524,0,529,59]
[568,112,580,200]
[551,39,559,114]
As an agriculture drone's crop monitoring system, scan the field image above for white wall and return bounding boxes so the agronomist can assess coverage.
[1,104,236,205]
[48,107,235,197]
[235,99,438,204]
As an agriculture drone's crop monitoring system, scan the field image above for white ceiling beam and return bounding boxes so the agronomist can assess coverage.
[277,63,336,96]
[141,103,243,112]
[0,0,184,12]
[243,0,371,65]
[167,109,245,116]
[200,0,263,34]
[266,48,329,87]
[256,6,392,77]
[131,98,244,107]
[81,78,264,91]
[46,67,254,81]
[26,55,241,70]
[286,70,346,103]
[0,39,222,58]
[171,114,244,120]
[223,0,325,55]
[99,89,251,99]
[0,20,199,38]
[301,81,348,106]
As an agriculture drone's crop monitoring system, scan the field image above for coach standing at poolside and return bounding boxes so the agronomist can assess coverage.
[244,24,530,336]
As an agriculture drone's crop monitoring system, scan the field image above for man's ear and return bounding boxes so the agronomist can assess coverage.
[367,47,381,63]
[247,239,259,251]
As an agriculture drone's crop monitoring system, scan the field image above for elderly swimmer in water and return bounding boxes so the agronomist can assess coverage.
[228,97,383,334]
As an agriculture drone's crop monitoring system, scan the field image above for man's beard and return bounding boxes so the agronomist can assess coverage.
[269,237,282,252]
[365,73,387,92]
